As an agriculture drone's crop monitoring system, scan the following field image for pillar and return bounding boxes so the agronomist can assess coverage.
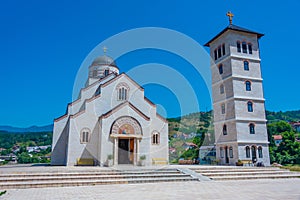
[137,139,140,162]
[134,139,137,165]
[114,138,118,166]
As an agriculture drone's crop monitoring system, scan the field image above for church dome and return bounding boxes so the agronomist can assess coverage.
[88,54,119,81]
[91,55,117,67]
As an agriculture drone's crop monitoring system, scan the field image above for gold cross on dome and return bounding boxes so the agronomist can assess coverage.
[226,11,234,25]
[103,46,108,54]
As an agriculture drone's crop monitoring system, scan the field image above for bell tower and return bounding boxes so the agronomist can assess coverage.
[205,12,270,166]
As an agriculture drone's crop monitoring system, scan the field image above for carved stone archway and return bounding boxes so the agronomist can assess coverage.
[110,116,142,165]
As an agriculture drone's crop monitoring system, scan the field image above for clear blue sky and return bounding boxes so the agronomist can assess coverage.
[0,0,299,127]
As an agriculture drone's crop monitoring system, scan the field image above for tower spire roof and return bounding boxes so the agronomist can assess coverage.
[204,25,264,47]
[204,12,264,47]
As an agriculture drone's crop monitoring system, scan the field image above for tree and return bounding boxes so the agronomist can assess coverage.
[268,121,300,165]
[17,152,32,164]
[276,131,300,164]
[0,149,11,156]
[195,129,206,148]
[268,121,292,136]
[268,121,293,147]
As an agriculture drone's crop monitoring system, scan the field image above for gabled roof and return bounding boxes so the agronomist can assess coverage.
[55,73,168,123]
[101,73,144,91]
[100,101,150,121]
[204,24,264,47]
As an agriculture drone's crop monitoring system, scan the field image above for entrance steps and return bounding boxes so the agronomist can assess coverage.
[1,165,299,189]
[189,166,300,181]
[0,168,198,189]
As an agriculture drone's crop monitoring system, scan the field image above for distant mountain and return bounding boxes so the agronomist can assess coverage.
[0,109,299,134]
[0,124,53,133]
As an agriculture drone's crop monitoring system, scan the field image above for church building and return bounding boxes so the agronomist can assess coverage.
[52,12,271,167]
[51,54,169,166]
[205,12,270,166]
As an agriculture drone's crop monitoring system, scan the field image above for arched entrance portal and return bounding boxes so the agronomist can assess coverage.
[225,146,229,164]
[251,146,257,163]
[110,116,142,165]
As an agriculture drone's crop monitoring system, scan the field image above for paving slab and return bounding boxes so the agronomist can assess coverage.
[1,164,299,199]
[1,179,300,200]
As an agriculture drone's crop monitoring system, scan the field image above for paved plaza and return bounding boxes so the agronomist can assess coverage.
[1,178,299,199]
[1,165,299,199]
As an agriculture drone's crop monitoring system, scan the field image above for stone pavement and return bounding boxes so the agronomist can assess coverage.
[1,179,300,200]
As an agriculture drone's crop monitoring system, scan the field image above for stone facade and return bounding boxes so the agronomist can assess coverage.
[205,25,271,166]
[51,55,169,166]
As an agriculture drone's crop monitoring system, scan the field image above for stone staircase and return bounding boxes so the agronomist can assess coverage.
[0,168,198,189]
[1,165,299,189]
[190,166,300,181]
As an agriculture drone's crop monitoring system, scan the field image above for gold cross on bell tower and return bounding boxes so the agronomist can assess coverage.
[226,11,234,25]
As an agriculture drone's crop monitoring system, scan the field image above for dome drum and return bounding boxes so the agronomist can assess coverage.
[89,55,119,79]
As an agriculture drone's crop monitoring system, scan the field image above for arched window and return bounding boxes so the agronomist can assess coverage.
[251,146,257,160]
[93,70,98,77]
[220,147,224,158]
[247,101,253,112]
[81,128,90,143]
[244,61,249,71]
[223,124,227,135]
[119,88,127,100]
[118,88,125,100]
[246,146,250,158]
[242,42,247,53]
[118,88,121,100]
[249,123,255,134]
[229,146,233,158]
[220,84,224,94]
[152,131,160,145]
[117,83,129,101]
[258,146,263,158]
[237,41,241,52]
[248,43,253,54]
[104,69,109,76]
[214,49,217,60]
[218,46,222,58]
[248,101,253,112]
[245,81,251,91]
[218,64,223,74]
[221,103,225,114]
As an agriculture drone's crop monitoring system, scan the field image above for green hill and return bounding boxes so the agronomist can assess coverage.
[0,131,52,164]
[0,109,299,165]
[167,111,214,163]
[167,109,300,163]
[266,110,300,123]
